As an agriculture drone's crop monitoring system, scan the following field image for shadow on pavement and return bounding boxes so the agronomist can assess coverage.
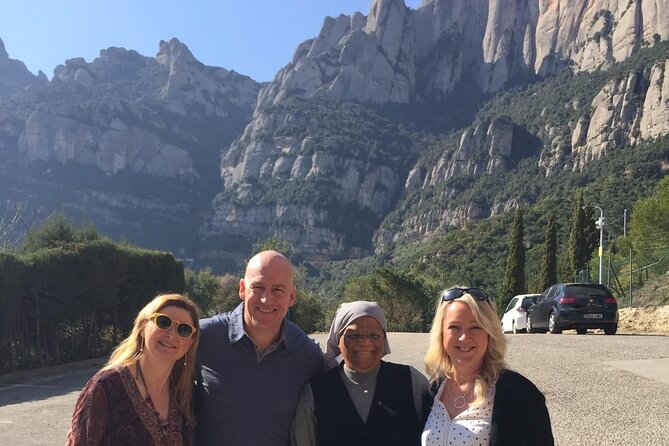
[0,357,105,407]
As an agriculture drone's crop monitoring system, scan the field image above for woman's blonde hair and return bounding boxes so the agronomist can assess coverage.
[424,288,506,406]
[105,293,201,427]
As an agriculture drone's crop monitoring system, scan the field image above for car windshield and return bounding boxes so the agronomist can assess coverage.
[564,285,609,297]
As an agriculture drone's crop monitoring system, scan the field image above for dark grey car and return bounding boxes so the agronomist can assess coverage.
[527,283,618,335]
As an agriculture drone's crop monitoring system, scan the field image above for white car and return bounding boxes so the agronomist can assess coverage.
[501,294,541,334]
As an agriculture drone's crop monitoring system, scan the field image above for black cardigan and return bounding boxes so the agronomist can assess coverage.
[426,369,554,446]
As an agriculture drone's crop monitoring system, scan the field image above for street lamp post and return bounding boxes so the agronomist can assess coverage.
[593,206,605,284]
[583,205,605,284]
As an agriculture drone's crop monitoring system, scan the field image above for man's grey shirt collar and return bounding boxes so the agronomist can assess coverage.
[227,302,294,352]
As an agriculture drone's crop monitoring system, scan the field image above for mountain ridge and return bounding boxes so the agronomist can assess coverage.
[1,0,668,272]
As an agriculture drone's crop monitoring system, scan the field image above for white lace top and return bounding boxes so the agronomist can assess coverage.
[421,380,496,446]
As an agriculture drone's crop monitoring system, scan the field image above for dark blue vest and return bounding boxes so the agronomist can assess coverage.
[310,361,421,446]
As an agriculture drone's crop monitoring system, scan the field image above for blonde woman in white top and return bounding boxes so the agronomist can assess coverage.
[422,287,553,446]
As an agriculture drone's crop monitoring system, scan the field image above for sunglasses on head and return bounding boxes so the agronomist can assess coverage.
[440,287,490,303]
[149,313,197,339]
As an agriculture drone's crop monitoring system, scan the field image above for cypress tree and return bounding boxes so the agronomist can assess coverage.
[498,208,526,314]
[565,190,596,281]
[539,214,557,292]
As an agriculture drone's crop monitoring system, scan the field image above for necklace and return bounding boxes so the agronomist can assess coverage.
[453,394,467,409]
[445,382,472,409]
[135,360,152,403]
[135,361,168,437]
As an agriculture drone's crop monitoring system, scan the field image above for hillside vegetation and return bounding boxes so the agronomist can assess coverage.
[306,42,669,308]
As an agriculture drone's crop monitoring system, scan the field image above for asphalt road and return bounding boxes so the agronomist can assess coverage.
[1,332,668,445]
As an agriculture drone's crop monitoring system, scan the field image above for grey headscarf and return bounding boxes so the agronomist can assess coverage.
[323,301,392,370]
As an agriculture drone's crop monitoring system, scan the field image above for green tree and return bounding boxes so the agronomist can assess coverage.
[538,215,558,292]
[289,289,325,333]
[628,176,669,278]
[630,176,669,251]
[342,268,433,332]
[185,270,246,317]
[185,268,222,317]
[19,210,102,254]
[289,265,325,333]
[20,210,77,253]
[498,208,526,314]
[217,273,244,313]
[253,235,294,257]
[565,191,596,281]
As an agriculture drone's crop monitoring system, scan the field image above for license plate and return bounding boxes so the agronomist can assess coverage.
[583,313,603,319]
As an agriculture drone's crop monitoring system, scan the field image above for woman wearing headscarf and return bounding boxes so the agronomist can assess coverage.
[290,301,429,446]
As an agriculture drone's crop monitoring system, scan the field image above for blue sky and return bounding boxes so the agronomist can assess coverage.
[0,0,423,82]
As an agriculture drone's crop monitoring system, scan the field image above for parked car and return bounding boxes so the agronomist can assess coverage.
[501,294,541,334]
[526,283,618,335]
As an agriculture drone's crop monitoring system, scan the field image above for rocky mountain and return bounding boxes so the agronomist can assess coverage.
[255,0,669,105]
[205,0,669,261]
[2,0,669,269]
[0,38,260,258]
[0,39,47,96]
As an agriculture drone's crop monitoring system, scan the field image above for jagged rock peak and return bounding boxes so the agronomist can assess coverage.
[96,46,143,63]
[156,38,197,66]
[153,37,261,115]
[0,37,46,96]
[256,0,669,107]
[0,38,8,59]
[366,0,407,34]
[257,0,414,107]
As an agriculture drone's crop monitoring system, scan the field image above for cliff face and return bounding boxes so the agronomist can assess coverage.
[383,50,669,246]
[551,56,669,172]
[2,1,669,264]
[207,99,409,259]
[206,0,669,260]
[0,38,260,253]
[255,0,669,106]
[377,117,523,246]
[14,39,260,177]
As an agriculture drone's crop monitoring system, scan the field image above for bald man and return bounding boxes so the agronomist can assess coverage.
[194,251,323,446]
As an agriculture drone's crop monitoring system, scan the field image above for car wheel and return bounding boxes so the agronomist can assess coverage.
[548,311,562,334]
[576,328,587,335]
[512,321,518,334]
[526,314,534,333]
[604,325,617,335]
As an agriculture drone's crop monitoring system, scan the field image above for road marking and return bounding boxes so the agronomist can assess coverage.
[0,383,79,392]
[606,358,669,386]
[0,420,14,424]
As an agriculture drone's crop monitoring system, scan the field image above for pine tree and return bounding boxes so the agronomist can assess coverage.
[497,208,526,314]
[539,214,557,292]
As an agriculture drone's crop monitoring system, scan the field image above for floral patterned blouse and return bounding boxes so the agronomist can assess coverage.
[67,365,192,446]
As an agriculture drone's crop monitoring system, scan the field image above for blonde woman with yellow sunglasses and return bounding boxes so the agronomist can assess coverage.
[67,294,200,446]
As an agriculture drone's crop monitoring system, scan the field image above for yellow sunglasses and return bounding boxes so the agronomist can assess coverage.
[149,313,197,339]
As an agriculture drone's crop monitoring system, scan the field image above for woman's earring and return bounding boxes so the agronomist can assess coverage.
[139,337,144,353]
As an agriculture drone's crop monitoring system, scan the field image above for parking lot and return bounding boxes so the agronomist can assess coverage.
[1,332,668,445]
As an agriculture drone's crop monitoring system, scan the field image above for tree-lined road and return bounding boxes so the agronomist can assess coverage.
[1,333,668,445]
